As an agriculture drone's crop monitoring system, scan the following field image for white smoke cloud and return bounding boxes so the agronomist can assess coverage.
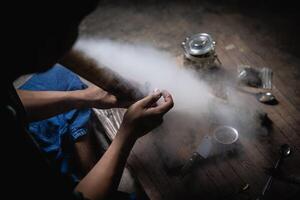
[75,38,214,117]
[74,38,266,165]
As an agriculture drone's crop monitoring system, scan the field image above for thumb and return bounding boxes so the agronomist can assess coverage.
[138,91,162,107]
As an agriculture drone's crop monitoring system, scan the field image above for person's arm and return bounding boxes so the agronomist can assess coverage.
[17,85,130,122]
[74,132,100,176]
[60,49,144,102]
[75,90,174,200]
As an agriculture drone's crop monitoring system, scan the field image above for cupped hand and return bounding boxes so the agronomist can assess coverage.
[120,90,174,140]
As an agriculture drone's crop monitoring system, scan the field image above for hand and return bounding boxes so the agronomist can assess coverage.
[81,85,134,109]
[120,90,174,140]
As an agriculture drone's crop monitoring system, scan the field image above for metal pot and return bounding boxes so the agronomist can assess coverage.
[182,33,221,69]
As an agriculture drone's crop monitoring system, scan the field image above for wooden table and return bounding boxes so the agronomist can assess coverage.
[83,1,300,199]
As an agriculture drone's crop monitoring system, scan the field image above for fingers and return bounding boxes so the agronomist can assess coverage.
[146,90,174,115]
[138,91,162,107]
[162,90,173,103]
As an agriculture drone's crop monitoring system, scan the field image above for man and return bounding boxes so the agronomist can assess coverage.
[3,1,174,200]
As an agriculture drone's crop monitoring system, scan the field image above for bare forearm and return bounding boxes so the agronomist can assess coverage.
[75,128,136,200]
[74,91,174,200]
[60,50,143,101]
[17,90,90,122]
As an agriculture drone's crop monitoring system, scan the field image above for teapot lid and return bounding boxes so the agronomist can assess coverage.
[182,33,216,56]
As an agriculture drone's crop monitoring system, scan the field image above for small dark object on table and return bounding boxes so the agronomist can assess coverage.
[256,92,278,105]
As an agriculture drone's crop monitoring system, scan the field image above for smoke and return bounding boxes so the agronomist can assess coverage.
[74,38,266,165]
[75,38,214,117]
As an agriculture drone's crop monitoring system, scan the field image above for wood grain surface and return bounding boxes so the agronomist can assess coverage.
[85,1,300,199]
